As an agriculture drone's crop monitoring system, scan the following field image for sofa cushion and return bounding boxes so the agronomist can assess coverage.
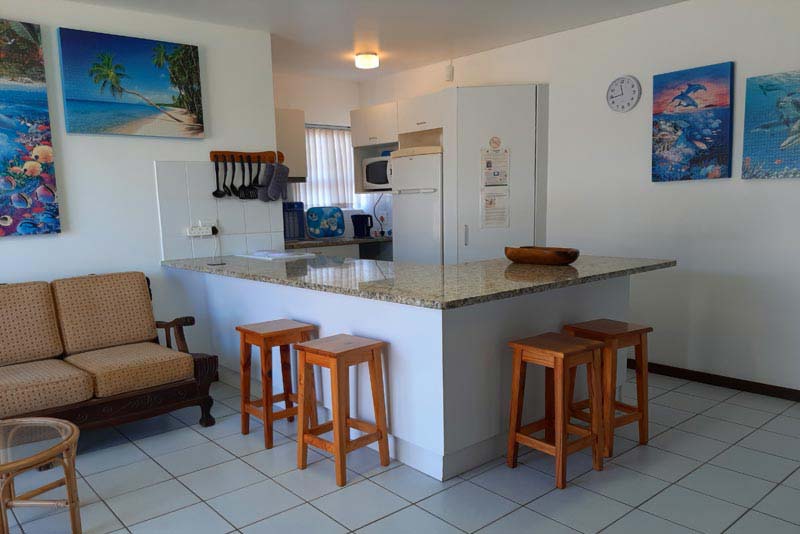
[65,342,194,398]
[0,360,94,418]
[51,272,157,355]
[0,281,64,366]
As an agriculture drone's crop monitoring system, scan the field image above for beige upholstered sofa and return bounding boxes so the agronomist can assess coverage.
[0,272,218,428]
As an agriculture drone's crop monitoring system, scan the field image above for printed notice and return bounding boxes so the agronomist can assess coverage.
[481,148,509,187]
[481,187,510,228]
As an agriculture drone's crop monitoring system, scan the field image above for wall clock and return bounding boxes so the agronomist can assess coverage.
[607,75,641,112]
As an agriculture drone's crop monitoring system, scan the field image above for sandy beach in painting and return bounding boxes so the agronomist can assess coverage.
[109,108,203,137]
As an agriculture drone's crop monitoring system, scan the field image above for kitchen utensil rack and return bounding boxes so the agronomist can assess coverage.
[209,150,284,164]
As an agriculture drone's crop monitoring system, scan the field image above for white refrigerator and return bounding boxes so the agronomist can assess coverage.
[391,152,443,264]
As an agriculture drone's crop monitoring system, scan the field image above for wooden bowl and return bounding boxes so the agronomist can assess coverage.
[504,246,580,265]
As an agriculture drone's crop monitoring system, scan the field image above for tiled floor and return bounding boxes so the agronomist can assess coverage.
[10,373,800,534]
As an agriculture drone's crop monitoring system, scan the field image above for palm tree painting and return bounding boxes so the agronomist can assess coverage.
[58,28,204,138]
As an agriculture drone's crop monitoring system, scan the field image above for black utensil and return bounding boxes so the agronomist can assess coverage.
[245,155,257,199]
[221,155,231,196]
[237,155,248,199]
[212,155,226,198]
[229,154,239,197]
[252,156,262,188]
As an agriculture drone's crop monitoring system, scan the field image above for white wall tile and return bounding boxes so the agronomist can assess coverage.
[162,236,194,261]
[270,232,285,250]
[217,199,247,235]
[219,235,247,255]
[269,202,284,234]
[186,162,218,227]
[244,202,271,234]
[246,233,271,253]
[155,162,190,238]
[191,236,217,259]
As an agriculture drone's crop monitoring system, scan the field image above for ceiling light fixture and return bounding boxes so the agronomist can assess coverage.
[355,53,379,70]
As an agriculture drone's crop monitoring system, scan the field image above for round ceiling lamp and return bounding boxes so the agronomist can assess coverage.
[355,53,379,70]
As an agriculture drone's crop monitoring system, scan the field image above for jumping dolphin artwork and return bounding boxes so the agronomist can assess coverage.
[670,83,707,109]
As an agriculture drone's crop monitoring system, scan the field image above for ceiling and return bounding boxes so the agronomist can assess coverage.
[73,0,684,80]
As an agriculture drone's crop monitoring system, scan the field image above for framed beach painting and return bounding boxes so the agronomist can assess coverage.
[58,28,204,138]
[652,62,734,182]
[742,70,800,179]
[0,18,60,238]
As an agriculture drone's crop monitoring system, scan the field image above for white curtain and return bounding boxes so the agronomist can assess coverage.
[291,126,381,211]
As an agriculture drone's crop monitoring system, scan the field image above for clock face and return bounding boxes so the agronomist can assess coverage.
[607,75,641,112]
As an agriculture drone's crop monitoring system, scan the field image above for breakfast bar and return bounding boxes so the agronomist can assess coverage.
[163,254,674,480]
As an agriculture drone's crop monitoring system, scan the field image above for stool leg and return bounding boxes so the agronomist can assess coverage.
[554,359,568,489]
[0,475,11,534]
[260,342,274,449]
[368,349,390,466]
[240,336,252,435]
[506,348,527,468]
[602,343,618,458]
[544,368,554,443]
[296,350,310,469]
[300,330,319,428]
[331,360,349,486]
[280,344,295,422]
[567,367,577,418]
[63,445,82,534]
[588,350,604,472]
[635,335,649,445]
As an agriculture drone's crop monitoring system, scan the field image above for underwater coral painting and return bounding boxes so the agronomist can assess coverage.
[652,62,734,182]
[742,70,800,179]
[0,18,60,238]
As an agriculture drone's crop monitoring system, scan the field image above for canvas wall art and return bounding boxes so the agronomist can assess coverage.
[652,62,734,182]
[58,28,204,138]
[742,70,800,179]
[0,18,60,237]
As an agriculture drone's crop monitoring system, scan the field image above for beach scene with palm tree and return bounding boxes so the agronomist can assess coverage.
[58,27,204,138]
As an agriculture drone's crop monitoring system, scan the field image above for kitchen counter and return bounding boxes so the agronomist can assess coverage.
[284,236,392,249]
[162,254,674,309]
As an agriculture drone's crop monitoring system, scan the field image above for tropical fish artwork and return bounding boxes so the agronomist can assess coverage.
[652,62,734,182]
[0,18,61,237]
[742,70,800,179]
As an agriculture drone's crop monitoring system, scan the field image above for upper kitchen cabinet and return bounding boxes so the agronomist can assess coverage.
[350,101,398,147]
[275,108,308,181]
[398,91,443,134]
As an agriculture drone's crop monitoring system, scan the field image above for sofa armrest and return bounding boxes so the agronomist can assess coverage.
[156,316,196,353]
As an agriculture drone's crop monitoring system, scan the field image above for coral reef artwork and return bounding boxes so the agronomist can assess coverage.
[652,62,734,182]
[742,70,800,179]
[0,18,60,237]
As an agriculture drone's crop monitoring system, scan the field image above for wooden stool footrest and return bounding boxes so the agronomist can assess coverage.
[615,401,638,413]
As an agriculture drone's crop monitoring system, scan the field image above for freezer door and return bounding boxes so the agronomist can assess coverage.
[391,154,443,192]
[391,154,443,264]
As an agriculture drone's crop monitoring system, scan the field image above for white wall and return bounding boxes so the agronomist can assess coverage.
[0,0,276,350]
[273,72,358,126]
[358,0,800,389]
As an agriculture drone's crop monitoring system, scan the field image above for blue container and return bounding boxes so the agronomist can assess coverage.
[306,206,345,238]
[283,202,306,240]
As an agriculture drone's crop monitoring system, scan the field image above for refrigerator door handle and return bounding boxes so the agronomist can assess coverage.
[394,188,437,195]
[464,224,469,246]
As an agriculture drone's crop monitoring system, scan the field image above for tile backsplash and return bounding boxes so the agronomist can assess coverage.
[155,161,284,260]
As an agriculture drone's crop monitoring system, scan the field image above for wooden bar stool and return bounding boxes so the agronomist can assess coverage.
[295,334,390,487]
[236,319,318,449]
[563,319,653,457]
[507,332,604,489]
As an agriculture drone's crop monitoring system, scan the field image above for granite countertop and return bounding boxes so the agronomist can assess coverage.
[284,236,393,249]
[162,255,675,310]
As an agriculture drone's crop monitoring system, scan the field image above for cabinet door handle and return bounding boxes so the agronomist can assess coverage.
[415,121,427,126]
[464,224,469,246]
[369,136,378,141]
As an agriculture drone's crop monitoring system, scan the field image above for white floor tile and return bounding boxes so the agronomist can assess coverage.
[755,485,800,525]
[77,443,148,477]
[207,479,302,528]
[522,450,594,481]
[648,428,729,461]
[155,441,235,476]
[358,506,462,534]
[784,467,800,490]
[78,428,129,454]
[178,459,267,500]
[640,485,745,534]
[784,403,800,420]
[134,427,208,457]
[476,507,578,533]
[458,456,506,480]
[105,479,199,526]
[214,429,289,456]
[273,459,363,500]
[703,403,775,428]
[620,381,666,401]
[371,465,460,503]
[602,510,695,534]
[210,382,241,400]
[739,430,800,461]
[642,374,688,390]
[172,403,236,425]
[728,392,795,414]
[676,414,753,444]
[116,415,186,441]
[312,480,408,530]
[528,484,631,534]
[21,502,122,534]
[586,436,638,458]
[613,445,701,482]
[648,403,694,427]
[471,463,555,504]
[709,446,800,483]
[129,502,233,534]
[727,510,800,534]
[192,414,261,440]
[242,441,324,477]
[339,446,400,477]
[763,415,800,439]
[84,459,171,499]
[652,391,719,413]
[616,421,669,441]
[14,478,99,525]
[241,503,346,534]
[673,382,739,402]
[677,464,775,507]
[418,481,517,533]
[574,463,668,506]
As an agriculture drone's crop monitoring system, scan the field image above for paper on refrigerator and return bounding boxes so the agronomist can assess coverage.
[481,187,510,228]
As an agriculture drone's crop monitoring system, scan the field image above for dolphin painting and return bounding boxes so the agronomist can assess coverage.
[670,83,707,109]
[759,82,784,96]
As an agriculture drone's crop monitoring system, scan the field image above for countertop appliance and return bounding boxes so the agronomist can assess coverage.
[283,202,306,240]
[351,214,374,238]
[362,156,392,191]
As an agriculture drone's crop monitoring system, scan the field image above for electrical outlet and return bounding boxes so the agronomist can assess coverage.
[186,225,213,237]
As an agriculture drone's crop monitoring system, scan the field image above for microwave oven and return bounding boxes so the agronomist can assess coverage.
[362,156,391,190]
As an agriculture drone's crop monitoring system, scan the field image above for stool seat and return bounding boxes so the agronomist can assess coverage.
[510,332,604,357]
[563,319,652,340]
[295,334,385,357]
[236,319,316,337]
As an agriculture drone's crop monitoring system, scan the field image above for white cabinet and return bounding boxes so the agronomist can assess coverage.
[350,102,398,147]
[398,92,443,134]
[275,108,307,180]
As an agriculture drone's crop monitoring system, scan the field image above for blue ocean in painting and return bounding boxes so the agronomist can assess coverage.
[742,71,800,179]
[63,99,161,134]
[0,85,49,161]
